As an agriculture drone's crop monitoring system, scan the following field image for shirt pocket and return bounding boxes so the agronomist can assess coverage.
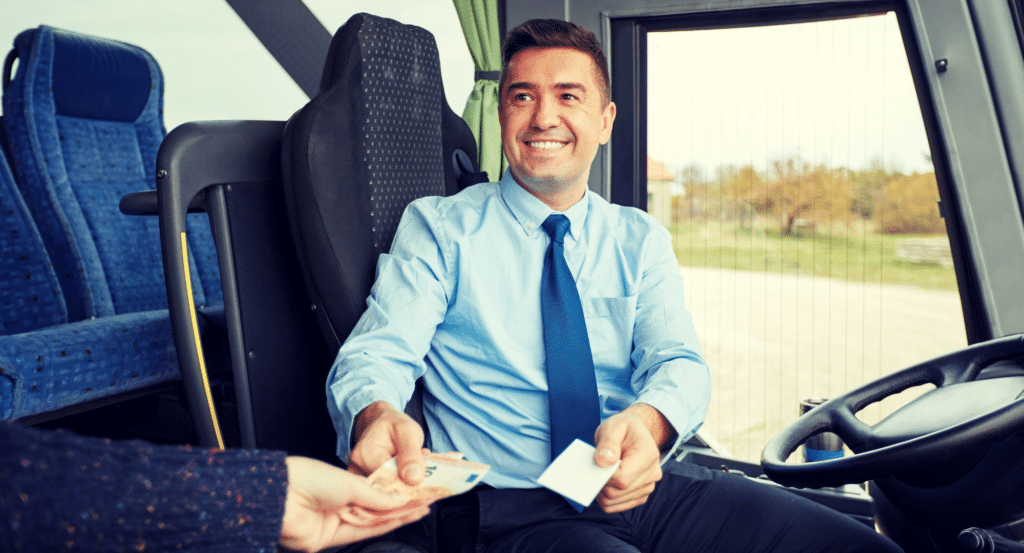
[583,295,638,371]
[583,296,638,319]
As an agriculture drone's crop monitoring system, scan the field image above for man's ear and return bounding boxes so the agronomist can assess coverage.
[600,101,617,145]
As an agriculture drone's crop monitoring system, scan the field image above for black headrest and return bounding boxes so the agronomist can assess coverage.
[319,13,483,196]
[283,13,466,348]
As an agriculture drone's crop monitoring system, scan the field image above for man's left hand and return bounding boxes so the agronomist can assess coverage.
[592,404,676,513]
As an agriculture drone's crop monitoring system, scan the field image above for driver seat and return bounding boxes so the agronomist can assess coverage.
[282,12,484,355]
[280,13,485,552]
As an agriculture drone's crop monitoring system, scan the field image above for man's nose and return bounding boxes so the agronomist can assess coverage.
[531,96,559,129]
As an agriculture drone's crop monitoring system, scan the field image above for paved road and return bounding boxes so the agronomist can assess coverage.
[678,265,967,461]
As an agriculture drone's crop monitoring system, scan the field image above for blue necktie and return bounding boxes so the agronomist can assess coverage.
[541,214,601,494]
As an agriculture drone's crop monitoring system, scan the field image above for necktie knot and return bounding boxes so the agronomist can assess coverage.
[542,214,570,243]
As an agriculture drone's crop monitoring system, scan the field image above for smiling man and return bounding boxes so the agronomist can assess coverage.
[499,45,615,211]
[328,19,901,553]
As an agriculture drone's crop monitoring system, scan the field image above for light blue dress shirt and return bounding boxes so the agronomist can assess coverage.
[327,171,712,489]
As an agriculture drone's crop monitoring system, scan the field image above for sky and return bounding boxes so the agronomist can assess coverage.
[1,3,932,176]
[648,12,934,176]
[0,0,476,131]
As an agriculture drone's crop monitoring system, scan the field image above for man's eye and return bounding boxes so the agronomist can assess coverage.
[514,93,532,102]
[561,93,578,101]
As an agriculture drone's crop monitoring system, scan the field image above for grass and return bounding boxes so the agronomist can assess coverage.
[667,221,958,292]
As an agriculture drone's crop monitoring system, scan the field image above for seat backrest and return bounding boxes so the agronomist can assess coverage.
[1,25,221,320]
[282,13,481,350]
[0,136,68,335]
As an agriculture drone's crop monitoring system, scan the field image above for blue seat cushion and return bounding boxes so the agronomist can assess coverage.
[0,309,197,420]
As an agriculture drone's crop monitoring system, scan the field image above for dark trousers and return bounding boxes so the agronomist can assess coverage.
[437,461,902,553]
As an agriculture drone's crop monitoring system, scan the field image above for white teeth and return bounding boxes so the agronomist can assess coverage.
[527,141,563,150]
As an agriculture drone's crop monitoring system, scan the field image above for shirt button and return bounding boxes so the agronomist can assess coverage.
[527,222,536,230]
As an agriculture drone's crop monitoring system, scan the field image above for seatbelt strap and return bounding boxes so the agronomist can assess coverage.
[225,0,332,99]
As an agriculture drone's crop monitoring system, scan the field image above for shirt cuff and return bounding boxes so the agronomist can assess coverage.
[633,391,706,462]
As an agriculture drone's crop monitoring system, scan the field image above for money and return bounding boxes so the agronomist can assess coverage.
[367,451,490,502]
[341,451,490,526]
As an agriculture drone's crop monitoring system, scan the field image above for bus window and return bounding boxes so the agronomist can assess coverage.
[646,12,965,461]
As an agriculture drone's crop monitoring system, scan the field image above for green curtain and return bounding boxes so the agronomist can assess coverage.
[453,0,506,180]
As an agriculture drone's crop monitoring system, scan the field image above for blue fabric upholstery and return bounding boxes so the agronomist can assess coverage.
[2,25,221,320]
[0,25,221,420]
[0,146,67,335]
[0,148,190,420]
[48,30,153,122]
[0,311,186,421]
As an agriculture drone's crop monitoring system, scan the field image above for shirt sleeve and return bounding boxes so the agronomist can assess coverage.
[629,223,712,454]
[326,198,453,462]
[0,421,287,552]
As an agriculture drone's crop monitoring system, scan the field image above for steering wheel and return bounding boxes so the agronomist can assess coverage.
[761,334,1024,489]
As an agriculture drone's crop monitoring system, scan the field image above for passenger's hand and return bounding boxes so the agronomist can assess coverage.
[349,401,426,486]
[593,404,675,513]
[280,456,430,552]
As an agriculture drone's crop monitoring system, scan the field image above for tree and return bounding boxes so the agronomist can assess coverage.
[722,164,765,200]
[738,157,853,235]
[678,163,707,187]
[848,156,897,220]
[876,172,944,234]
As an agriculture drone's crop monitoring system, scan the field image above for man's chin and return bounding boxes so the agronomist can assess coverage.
[510,169,565,189]
[510,171,587,200]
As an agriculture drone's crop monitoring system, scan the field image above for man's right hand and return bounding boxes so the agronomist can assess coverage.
[348,401,426,486]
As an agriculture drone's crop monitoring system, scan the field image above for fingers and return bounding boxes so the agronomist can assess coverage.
[598,480,657,513]
[592,411,664,513]
[596,462,662,512]
[344,473,416,512]
[593,413,660,485]
[281,455,432,552]
[395,425,427,486]
[607,439,660,489]
[593,416,627,468]
[340,502,428,528]
[336,504,431,545]
[606,456,663,495]
[285,457,417,512]
[348,405,425,480]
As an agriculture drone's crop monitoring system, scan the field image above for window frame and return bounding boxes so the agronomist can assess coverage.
[605,1,994,343]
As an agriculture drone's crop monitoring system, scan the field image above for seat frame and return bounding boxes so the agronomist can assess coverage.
[138,120,335,457]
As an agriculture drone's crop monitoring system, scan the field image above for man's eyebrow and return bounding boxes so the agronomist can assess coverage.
[554,82,586,92]
[506,81,533,92]
[504,82,587,94]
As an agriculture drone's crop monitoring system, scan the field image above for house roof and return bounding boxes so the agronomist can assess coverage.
[647,156,674,181]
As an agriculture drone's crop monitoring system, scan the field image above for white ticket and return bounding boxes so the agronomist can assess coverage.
[536,439,620,507]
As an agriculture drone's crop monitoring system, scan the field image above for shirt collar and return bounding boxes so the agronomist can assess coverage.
[498,169,590,241]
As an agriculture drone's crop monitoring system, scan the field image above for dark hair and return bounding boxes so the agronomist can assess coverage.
[500,19,611,105]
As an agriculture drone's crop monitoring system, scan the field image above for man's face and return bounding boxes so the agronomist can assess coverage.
[499,47,616,202]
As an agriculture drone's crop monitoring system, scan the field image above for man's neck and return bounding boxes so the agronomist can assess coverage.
[512,175,588,212]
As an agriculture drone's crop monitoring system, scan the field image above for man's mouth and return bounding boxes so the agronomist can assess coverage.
[525,140,566,150]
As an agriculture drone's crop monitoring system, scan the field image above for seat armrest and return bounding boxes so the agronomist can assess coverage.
[119,189,208,216]
[119,190,157,215]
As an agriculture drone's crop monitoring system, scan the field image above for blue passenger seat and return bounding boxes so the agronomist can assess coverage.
[0,134,182,420]
[2,25,221,318]
[0,26,222,423]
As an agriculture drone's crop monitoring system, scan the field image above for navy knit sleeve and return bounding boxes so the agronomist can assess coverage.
[0,421,288,552]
